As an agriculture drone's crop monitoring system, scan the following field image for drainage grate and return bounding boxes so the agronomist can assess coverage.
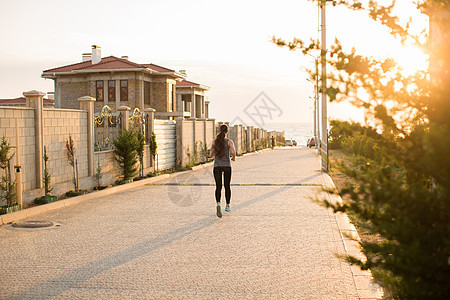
[8,221,62,230]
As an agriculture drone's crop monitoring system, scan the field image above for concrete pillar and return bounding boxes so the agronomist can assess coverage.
[23,90,45,189]
[117,106,131,130]
[14,119,22,206]
[247,126,253,152]
[175,117,184,166]
[144,108,155,167]
[189,117,197,161]
[234,125,239,154]
[208,118,216,146]
[241,125,245,153]
[79,96,95,176]
[197,118,207,151]
[54,80,61,108]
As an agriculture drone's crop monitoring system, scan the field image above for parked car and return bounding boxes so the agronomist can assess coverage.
[292,140,297,146]
[285,139,293,146]
[307,138,316,148]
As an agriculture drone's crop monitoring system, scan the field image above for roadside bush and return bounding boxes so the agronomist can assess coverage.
[113,128,138,181]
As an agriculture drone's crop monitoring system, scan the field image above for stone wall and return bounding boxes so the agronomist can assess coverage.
[0,107,36,194]
[176,117,215,167]
[0,92,160,207]
[42,108,88,195]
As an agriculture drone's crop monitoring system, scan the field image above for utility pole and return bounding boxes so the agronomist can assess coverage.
[320,0,328,172]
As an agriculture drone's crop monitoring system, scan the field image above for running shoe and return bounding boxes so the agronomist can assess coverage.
[225,205,231,212]
[216,204,222,218]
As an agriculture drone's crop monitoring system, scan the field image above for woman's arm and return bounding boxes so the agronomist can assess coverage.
[210,140,216,157]
[228,139,236,161]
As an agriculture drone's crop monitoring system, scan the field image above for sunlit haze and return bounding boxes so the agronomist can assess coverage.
[0,0,428,126]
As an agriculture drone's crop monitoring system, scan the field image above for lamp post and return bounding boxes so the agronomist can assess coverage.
[307,53,320,151]
[307,76,319,150]
[320,0,328,172]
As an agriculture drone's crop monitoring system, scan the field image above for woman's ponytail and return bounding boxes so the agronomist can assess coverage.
[212,125,228,157]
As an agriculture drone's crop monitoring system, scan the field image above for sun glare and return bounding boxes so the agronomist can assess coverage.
[391,45,429,76]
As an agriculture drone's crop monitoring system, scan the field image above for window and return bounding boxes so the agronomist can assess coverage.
[182,94,191,112]
[108,80,116,102]
[96,81,104,101]
[144,81,150,105]
[184,100,190,112]
[168,84,173,112]
[120,80,128,101]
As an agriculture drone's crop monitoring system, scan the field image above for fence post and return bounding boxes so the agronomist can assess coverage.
[197,118,207,162]
[144,108,155,168]
[79,96,95,176]
[23,90,45,189]
[117,106,131,130]
[175,117,184,166]
[247,126,253,152]
[189,117,196,163]
[233,125,239,154]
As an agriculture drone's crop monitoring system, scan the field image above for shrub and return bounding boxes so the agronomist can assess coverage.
[0,136,15,207]
[113,128,138,181]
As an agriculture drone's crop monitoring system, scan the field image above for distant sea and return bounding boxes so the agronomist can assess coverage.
[264,122,313,146]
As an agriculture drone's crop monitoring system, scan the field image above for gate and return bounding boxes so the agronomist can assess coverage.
[94,105,121,151]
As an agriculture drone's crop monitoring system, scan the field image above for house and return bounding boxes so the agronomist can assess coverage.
[42,45,185,116]
[176,79,210,118]
[0,96,54,108]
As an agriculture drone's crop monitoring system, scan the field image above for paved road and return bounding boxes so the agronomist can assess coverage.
[0,147,374,299]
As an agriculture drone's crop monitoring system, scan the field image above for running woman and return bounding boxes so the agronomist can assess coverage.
[210,124,236,218]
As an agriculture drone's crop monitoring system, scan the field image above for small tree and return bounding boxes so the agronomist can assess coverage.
[95,160,103,190]
[0,136,15,207]
[149,131,157,161]
[136,129,145,178]
[66,135,79,191]
[43,146,53,198]
[199,141,209,162]
[113,128,138,181]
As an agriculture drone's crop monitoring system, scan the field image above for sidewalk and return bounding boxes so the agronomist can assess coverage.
[0,147,382,299]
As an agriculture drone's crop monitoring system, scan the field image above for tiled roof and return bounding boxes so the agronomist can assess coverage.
[176,80,201,87]
[176,80,209,90]
[0,97,54,104]
[141,63,175,73]
[43,56,175,74]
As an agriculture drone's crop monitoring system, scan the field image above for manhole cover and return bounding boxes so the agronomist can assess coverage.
[12,221,54,228]
[8,221,62,230]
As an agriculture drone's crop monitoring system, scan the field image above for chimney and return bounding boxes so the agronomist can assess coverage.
[121,56,129,60]
[179,70,187,77]
[91,45,102,64]
[82,53,92,62]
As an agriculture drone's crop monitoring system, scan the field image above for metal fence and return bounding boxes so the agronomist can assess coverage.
[94,105,121,151]
[129,108,148,144]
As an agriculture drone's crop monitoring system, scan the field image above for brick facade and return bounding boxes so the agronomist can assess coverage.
[49,70,178,115]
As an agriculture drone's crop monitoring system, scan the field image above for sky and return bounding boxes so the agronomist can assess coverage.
[0,0,428,128]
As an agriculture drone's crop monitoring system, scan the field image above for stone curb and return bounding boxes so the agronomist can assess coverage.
[0,174,170,226]
[321,173,384,300]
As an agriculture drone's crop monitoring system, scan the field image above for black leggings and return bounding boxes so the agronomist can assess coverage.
[213,166,232,204]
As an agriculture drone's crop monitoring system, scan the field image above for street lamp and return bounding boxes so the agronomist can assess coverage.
[320,0,328,172]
